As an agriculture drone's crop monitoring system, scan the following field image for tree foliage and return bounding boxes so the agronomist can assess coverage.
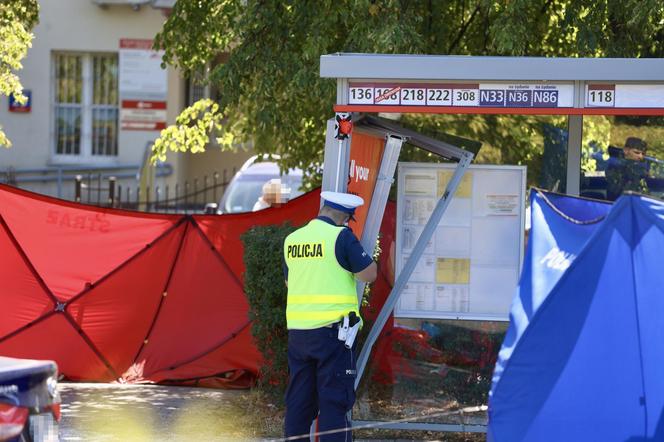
[152,0,664,185]
[0,0,38,147]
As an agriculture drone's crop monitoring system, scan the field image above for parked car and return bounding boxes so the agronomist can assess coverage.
[218,155,304,214]
[0,357,60,442]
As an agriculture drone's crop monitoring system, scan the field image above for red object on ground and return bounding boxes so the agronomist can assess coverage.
[0,184,321,387]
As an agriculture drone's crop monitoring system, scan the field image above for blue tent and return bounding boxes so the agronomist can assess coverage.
[489,190,664,442]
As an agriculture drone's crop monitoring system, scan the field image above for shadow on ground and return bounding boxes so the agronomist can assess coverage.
[58,383,259,441]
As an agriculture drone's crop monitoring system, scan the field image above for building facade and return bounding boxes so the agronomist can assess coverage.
[0,0,250,205]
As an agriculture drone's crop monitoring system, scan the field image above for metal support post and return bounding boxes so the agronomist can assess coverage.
[322,118,350,193]
[108,176,116,207]
[74,175,82,203]
[566,115,583,196]
[57,168,63,198]
[356,135,404,304]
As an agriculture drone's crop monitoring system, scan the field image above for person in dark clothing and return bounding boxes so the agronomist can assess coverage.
[283,191,377,442]
[606,137,650,201]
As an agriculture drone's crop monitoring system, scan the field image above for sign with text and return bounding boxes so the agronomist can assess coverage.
[348,82,574,109]
[119,39,167,131]
[586,84,664,108]
[120,100,167,131]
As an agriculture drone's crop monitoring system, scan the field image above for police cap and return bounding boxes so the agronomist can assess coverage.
[321,191,364,220]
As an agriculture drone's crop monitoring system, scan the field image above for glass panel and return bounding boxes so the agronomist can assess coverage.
[109,59,118,105]
[354,319,507,426]
[75,56,82,103]
[55,106,81,155]
[54,53,83,156]
[353,113,568,430]
[92,108,118,156]
[93,55,100,105]
[581,116,664,201]
[56,55,63,103]
[91,54,119,156]
[64,55,79,104]
[398,114,569,191]
[190,82,207,104]
[93,55,118,105]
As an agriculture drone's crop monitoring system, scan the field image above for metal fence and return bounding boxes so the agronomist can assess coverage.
[74,169,235,214]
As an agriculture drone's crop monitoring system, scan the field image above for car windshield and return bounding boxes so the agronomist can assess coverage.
[223,174,304,213]
[223,179,267,213]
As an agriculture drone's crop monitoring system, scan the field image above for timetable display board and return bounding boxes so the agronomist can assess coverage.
[348,82,574,109]
[395,163,526,321]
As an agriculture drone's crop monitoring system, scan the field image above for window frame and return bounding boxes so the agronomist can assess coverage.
[51,51,119,164]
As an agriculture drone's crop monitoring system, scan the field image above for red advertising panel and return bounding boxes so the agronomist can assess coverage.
[347,131,385,239]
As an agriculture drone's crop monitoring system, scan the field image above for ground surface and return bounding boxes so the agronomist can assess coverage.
[58,383,261,441]
[57,383,485,441]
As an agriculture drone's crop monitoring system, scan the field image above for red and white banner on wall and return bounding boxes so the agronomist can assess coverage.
[119,39,167,131]
[120,100,167,131]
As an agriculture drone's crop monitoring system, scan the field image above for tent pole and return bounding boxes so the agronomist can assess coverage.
[132,219,191,364]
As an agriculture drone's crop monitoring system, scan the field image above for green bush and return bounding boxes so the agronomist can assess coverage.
[241,223,297,399]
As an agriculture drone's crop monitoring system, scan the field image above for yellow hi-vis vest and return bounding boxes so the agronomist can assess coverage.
[284,219,359,329]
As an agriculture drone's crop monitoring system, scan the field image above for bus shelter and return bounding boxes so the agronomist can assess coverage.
[319,54,664,434]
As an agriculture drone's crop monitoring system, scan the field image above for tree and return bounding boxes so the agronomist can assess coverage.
[0,0,38,147]
[151,1,664,186]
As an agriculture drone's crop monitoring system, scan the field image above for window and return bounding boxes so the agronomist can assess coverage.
[53,53,118,160]
[187,79,210,106]
[581,116,664,201]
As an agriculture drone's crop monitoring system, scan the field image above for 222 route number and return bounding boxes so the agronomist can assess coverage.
[427,89,452,106]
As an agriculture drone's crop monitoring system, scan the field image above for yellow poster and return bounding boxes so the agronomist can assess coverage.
[436,258,470,284]
[437,170,473,198]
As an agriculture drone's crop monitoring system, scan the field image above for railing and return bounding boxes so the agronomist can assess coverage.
[0,163,173,199]
[74,169,236,214]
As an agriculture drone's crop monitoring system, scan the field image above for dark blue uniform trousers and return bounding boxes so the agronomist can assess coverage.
[285,326,356,441]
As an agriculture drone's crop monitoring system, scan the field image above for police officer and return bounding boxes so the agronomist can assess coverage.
[606,137,650,200]
[283,191,377,441]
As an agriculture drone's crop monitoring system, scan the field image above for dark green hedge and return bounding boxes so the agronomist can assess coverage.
[241,223,297,398]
